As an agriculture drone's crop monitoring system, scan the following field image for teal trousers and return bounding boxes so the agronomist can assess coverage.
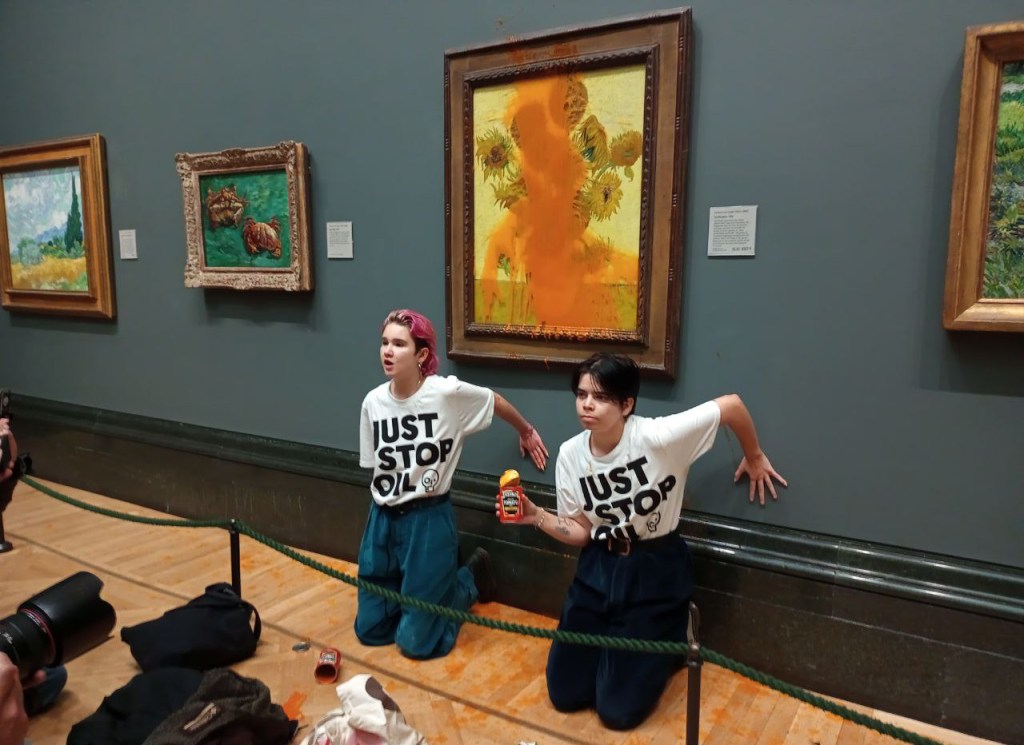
[354,497,477,659]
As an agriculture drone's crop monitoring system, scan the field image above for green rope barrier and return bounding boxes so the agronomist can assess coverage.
[20,476,947,745]
[233,521,946,745]
[24,477,229,529]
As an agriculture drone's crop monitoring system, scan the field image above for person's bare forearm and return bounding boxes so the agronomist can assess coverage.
[493,393,532,435]
[714,394,762,460]
[493,393,548,470]
[715,394,787,503]
[530,509,591,546]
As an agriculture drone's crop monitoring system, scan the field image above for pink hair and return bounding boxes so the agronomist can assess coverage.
[382,309,439,376]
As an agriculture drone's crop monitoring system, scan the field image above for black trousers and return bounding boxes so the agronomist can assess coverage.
[546,532,693,730]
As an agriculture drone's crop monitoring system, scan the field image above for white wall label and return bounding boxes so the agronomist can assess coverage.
[326,221,353,259]
[118,229,138,260]
[708,205,757,257]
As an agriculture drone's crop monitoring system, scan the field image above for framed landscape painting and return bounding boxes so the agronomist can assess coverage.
[445,10,693,377]
[176,141,313,291]
[0,134,115,318]
[944,21,1024,331]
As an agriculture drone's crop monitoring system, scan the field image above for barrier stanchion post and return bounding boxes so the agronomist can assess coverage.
[686,602,702,745]
[230,519,241,596]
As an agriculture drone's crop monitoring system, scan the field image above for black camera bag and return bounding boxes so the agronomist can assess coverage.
[120,583,261,672]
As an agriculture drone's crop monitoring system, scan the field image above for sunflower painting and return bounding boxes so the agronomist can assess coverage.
[471,65,646,334]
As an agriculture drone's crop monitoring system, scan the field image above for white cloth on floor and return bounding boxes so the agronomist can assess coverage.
[302,674,427,745]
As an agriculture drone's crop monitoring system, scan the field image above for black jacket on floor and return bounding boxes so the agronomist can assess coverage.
[67,668,293,745]
[67,668,203,745]
[142,668,295,745]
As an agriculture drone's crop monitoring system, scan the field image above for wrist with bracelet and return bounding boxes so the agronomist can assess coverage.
[534,509,547,531]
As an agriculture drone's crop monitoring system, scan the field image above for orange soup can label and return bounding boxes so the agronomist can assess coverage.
[499,486,523,523]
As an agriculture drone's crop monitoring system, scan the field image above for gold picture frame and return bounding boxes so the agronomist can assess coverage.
[444,9,693,377]
[176,141,313,291]
[0,134,115,318]
[943,21,1024,331]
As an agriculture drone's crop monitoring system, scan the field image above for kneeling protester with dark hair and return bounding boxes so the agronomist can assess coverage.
[498,353,787,730]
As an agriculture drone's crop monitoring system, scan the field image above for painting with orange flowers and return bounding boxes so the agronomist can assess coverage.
[445,10,693,377]
[472,67,645,334]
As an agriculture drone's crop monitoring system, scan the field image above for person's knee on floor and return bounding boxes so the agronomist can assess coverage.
[546,666,595,713]
[354,621,397,647]
[596,698,655,731]
[395,622,445,660]
[393,603,459,661]
[548,686,593,714]
[354,600,400,647]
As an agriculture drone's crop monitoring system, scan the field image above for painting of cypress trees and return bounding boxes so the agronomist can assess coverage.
[64,177,84,256]
[0,134,115,318]
[3,165,89,291]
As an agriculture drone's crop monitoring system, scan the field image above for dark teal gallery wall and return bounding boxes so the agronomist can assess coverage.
[1,1,1022,569]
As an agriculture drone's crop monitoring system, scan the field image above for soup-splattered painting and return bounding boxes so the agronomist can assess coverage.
[472,65,645,335]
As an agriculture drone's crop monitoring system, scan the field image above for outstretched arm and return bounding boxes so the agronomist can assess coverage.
[714,394,787,505]
[494,491,590,546]
[493,393,548,471]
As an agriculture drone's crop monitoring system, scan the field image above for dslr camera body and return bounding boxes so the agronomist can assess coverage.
[0,394,117,677]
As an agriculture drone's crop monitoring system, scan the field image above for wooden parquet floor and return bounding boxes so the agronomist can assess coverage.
[1,478,1003,745]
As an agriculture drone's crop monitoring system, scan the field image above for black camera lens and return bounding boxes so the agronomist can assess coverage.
[0,571,116,679]
[0,608,52,675]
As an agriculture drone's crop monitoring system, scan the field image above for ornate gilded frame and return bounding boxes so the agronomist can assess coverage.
[176,141,313,291]
[0,134,115,318]
[444,9,693,377]
[943,21,1024,331]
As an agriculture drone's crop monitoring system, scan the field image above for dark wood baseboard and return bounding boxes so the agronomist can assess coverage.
[9,395,1023,743]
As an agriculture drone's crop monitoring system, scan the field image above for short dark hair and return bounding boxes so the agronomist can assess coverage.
[571,353,640,414]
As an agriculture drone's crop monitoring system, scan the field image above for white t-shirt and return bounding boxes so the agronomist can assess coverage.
[360,375,495,506]
[556,401,721,542]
